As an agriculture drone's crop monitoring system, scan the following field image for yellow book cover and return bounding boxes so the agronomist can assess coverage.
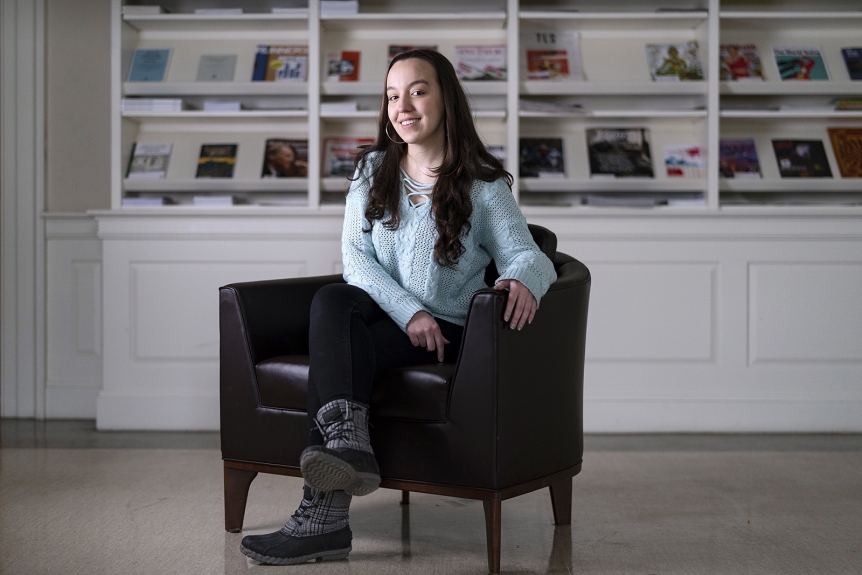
[828,128,862,178]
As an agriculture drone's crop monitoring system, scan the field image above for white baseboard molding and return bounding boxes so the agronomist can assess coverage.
[96,393,219,430]
[584,399,862,433]
[45,385,100,419]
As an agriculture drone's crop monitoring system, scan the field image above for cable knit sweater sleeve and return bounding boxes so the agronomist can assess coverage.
[341,160,428,331]
[479,179,557,306]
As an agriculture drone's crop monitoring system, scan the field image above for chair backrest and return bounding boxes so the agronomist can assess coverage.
[484,224,557,286]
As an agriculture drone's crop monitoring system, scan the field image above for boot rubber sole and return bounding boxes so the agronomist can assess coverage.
[300,450,381,496]
[240,543,351,565]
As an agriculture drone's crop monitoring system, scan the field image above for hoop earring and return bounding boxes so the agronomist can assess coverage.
[385,123,404,144]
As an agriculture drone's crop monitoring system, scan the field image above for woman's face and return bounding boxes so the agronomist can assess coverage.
[386,58,445,151]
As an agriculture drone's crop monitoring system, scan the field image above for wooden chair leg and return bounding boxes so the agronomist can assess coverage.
[548,478,572,525]
[483,495,502,575]
[224,464,258,533]
[401,490,410,505]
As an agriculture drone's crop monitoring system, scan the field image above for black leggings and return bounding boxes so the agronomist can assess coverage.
[307,283,464,445]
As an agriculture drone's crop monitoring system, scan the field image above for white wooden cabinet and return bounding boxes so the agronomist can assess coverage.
[76,0,862,430]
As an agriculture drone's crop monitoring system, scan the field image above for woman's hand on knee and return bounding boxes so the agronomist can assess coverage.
[407,311,449,362]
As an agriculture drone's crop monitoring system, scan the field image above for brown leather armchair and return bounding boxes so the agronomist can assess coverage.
[220,225,590,574]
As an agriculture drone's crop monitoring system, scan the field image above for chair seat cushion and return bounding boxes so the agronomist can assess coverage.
[256,355,454,422]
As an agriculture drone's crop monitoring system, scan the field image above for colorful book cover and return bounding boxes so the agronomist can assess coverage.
[262,139,308,178]
[322,137,373,177]
[519,138,565,178]
[586,128,654,178]
[719,139,761,179]
[196,144,237,178]
[522,31,583,81]
[645,42,703,81]
[827,128,862,178]
[128,49,171,82]
[387,45,438,65]
[455,45,507,81]
[841,48,862,80]
[772,139,832,178]
[252,45,270,81]
[663,144,705,178]
[773,45,829,80]
[126,142,172,179]
[326,51,360,82]
[196,54,237,82]
[264,46,308,82]
[719,44,765,81]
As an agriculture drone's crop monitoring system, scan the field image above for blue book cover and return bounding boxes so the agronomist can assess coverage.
[251,45,269,81]
[842,48,862,80]
[128,49,171,82]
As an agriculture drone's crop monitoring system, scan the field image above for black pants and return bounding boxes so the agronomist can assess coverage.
[307,283,464,445]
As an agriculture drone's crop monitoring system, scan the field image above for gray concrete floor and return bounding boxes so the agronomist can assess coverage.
[1,420,860,574]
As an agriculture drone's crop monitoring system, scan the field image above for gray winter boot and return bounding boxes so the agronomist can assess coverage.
[240,485,352,565]
[300,399,381,496]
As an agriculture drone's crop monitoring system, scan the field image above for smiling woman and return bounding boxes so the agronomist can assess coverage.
[239,49,558,567]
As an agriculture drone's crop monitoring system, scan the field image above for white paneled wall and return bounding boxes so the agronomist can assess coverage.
[37,211,862,431]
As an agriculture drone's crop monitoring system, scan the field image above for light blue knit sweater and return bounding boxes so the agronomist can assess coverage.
[342,154,557,332]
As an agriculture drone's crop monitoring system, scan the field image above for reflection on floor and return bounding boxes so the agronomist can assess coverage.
[2,420,861,574]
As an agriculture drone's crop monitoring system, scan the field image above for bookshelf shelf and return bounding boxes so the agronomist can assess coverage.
[124,178,309,193]
[519,178,705,193]
[124,82,309,97]
[320,12,507,31]
[123,13,309,33]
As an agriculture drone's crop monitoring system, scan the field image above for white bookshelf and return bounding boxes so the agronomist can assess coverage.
[112,0,862,211]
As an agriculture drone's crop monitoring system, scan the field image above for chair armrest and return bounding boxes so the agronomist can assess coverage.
[447,256,591,488]
[220,275,344,364]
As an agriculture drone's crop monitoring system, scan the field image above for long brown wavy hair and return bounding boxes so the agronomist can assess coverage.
[352,49,513,268]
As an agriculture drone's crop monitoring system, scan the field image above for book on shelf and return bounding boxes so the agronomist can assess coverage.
[663,144,705,178]
[320,0,359,14]
[518,99,584,115]
[122,5,168,15]
[719,139,761,179]
[127,49,170,82]
[388,45,438,65]
[322,137,373,177]
[773,46,829,81]
[834,98,862,111]
[772,139,833,178]
[271,7,309,15]
[454,45,507,81]
[586,128,654,178]
[193,195,234,207]
[196,55,237,82]
[202,101,242,112]
[719,44,765,81]
[252,45,308,82]
[194,8,243,15]
[126,142,172,179]
[196,144,238,178]
[326,51,360,82]
[841,48,862,80]
[121,98,185,112]
[521,31,583,81]
[262,139,308,178]
[519,138,565,179]
[122,197,168,206]
[827,128,862,178]
[645,42,703,81]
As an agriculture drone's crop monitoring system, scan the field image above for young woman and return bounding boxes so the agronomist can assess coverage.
[240,49,557,566]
